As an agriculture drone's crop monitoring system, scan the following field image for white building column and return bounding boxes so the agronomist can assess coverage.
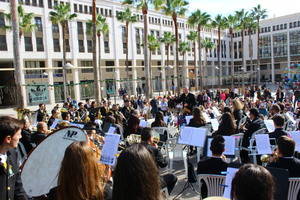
[184,55,189,88]
[72,60,81,101]
[287,30,291,79]
[112,6,121,95]
[271,34,275,83]
[132,59,137,96]
[46,59,55,105]
[159,17,166,92]
[115,59,121,92]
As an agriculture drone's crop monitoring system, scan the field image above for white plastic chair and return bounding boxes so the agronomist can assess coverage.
[161,187,169,199]
[288,178,300,200]
[168,143,187,176]
[198,174,226,200]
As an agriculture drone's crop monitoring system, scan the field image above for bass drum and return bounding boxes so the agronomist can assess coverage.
[21,127,88,197]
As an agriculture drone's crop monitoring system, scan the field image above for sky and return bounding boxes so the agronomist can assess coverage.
[189,0,300,19]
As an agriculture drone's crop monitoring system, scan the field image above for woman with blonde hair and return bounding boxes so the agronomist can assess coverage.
[232,99,245,127]
[48,141,107,200]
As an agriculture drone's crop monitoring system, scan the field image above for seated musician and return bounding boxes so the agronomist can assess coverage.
[151,111,167,128]
[32,122,48,146]
[47,141,109,200]
[268,115,288,141]
[47,109,60,129]
[187,107,206,128]
[76,102,88,122]
[0,116,28,200]
[267,136,300,177]
[141,128,177,195]
[212,112,237,136]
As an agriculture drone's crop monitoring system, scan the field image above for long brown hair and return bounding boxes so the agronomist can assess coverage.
[57,141,104,200]
[192,107,206,125]
[113,144,161,200]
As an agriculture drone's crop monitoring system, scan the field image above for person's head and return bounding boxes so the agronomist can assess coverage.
[278,102,285,113]
[223,106,232,114]
[231,164,275,200]
[57,121,70,129]
[91,101,97,107]
[192,107,206,124]
[249,108,259,120]
[131,109,140,118]
[78,102,84,109]
[127,115,140,133]
[51,109,60,118]
[210,135,225,156]
[61,112,71,121]
[183,88,189,94]
[58,141,104,200]
[141,127,154,144]
[37,122,48,134]
[39,103,46,110]
[272,114,285,128]
[277,136,295,157]
[0,116,23,151]
[113,143,161,200]
[124,100,130,107]
[232,99,244,111]
[85,98,90,104]
[270,104,281,116]
[155,111,164,122]
[63,102,69,108]
[220,112,236,130]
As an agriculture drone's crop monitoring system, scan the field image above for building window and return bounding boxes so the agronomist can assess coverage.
[105,61,114,66]
[80,60,93,73]
[24,37,33,51]
[89,6,92,14]
[52,24,59,33]
[53,38,60,52]
[0,35,7,51]
[36,37,44,51]
[32,0,37,6]
[35,17,43,32]
[135,28,141,54]
[48,0,52,8]
[87,40,92,53]
[77,22,84,35]
[25,0,30,5]
[104,33,110,53]
[84,5,88,14]
[78,40,85,52]
[74,4,78,12]
[79,4,83,13]
[121,26,127,54]
[0,13,5,28]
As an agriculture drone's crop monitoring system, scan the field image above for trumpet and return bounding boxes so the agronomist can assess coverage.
[260,152,279,164]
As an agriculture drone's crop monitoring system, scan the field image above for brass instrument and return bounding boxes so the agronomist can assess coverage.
[260,152,279,165]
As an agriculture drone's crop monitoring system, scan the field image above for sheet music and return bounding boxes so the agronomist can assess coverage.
[202,112,211,123]
[50,119,61,129]
[223,168,239,198]
[264,120,275,132]
[212,107,221,117]
[108,126,116,134]
[255,134,272,155]
[210,118,219,131]
[178,127,207,147]
[185,115,193,125]
[100,133,120,166]
[139,120,149,128]
[286,112,296,124]
[163,116,169,124]
[289,131,300,152]
[207,136,235,156]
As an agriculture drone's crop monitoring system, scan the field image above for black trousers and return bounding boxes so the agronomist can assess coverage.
[160,173,178,194]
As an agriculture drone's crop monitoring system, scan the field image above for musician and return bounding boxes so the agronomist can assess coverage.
[68,104,77,121]
[150,97,159,118]
[20,120,34,154]
[268,115,288,141]
[269,104,281,118]
[140,128,177,195]
[0,116,28,200]
[212,112,237,136]
[241,108,266,163]
[31,122,48,146]
[76,102,88,122]
[151,111,167,128]
[120,100,133,120]
[36,103,48,122]
[100,101,110,118]
[232,99,245,127]
[267,136,300,177]
[88,101,100,121]
[47,109,60,129]
[187,107,206,128]
[178,88,196,112]
[61,112,71,122]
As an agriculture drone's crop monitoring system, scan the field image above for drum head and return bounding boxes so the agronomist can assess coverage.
[21,127,87,197]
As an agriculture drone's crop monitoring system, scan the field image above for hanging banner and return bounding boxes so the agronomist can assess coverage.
[27,85,49,104]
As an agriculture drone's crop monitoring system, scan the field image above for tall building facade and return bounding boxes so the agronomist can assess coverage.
[0,0,299,106]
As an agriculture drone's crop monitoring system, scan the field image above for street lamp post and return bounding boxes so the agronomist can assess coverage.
[63,63,74,102]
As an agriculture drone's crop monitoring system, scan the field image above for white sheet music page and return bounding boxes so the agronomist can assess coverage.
[289,131,300,152]
[100,133,120,166]
[223,136,235,156]
[223,167,239,198]
[185,115,193,124]
[178,127,207,147]
[210,118,219,131]
[264,120,275,132]
[255,134,272,155]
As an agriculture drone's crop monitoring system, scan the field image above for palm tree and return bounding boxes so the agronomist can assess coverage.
[162,0,189,94]
[188,10,210,90]
[226,14,238,87]
[160,32,175,94]
[49,4,77,101]
[178,41,191,88]
[245,16,258,85]
[147,35,160,96]
[235,9,249,90]
[86,14,109,102]
[201,38,215,87]
[187,31,198,90]
[211,15,227,87]
[123,0,164,98]
[251,4,267,85]
[117,8,137,95]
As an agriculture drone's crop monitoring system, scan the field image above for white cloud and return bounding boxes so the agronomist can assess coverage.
[188,0,300,18]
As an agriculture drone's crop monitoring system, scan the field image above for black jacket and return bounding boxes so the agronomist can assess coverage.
[0,149,28,200]
[197,157,228,175]
[31,131,47,146]
[267,157,300,177]
[269,128,288,141]
[142,143,168,168]
[242,118,266,147]
[179,93,196,111]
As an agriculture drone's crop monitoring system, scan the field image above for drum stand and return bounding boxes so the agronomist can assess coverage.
[173,146,199,200]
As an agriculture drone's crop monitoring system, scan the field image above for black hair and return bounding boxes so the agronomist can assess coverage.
[272,114,285,127]
[0,116,23,144]
[210,135,225,155]
[249,108,259,118]
[141,127,152,142]
[277,136,295,157]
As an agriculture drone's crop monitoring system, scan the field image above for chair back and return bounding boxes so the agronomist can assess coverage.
[198,174,226,199]
[251,128,268,137]
[288,178,300,200]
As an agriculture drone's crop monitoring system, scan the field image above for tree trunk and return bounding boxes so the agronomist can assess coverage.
[257,18,261,85]
[194,41,197,90]
[98,34,103,100]
[92,0,101,103]
[197,25,202,91]
[230,29,234,88]
[143,8,151,98]
[11,0,27,108]
[218,28,221,87]
[149,52,152,94]
[242,30,245,91]
[62,22,68,101]
[125,22,130,96]
[165,44,170,95]
[249,29,254,85]
[173,14,180,94]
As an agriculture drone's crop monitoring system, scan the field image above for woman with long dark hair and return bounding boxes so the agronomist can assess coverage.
[187,107,206,127]
[213,112,237,136]
[151,111,167,128]
[113,144,162,200]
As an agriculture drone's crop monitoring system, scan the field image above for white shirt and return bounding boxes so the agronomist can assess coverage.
[0,153,7,164]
